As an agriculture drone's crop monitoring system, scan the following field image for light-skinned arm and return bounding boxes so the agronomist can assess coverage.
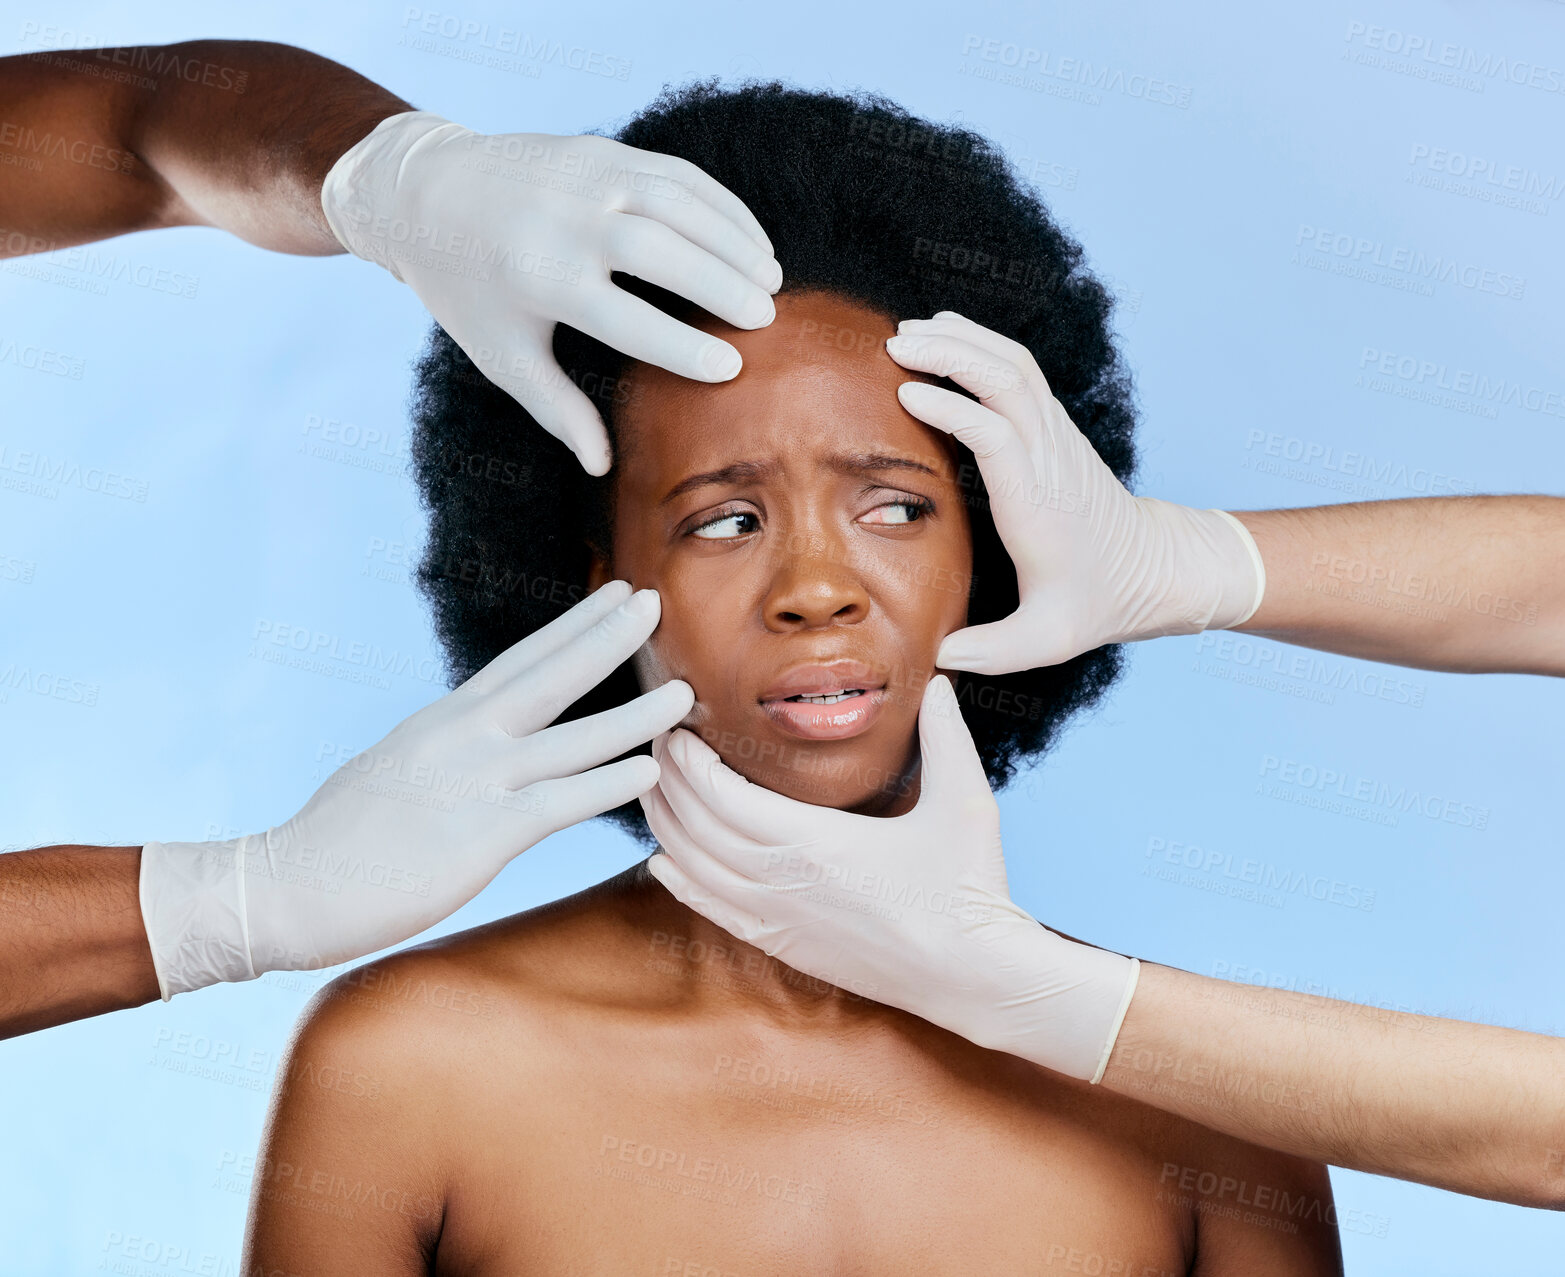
[884,314,1562,678]
[1103,962,1565,1209]
[643,688,1565,1211]
[1231,497,1564,675]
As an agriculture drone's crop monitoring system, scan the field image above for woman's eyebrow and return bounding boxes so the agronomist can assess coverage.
[659,452,939,506]
[826,451,940,480]
[660,459,776,505]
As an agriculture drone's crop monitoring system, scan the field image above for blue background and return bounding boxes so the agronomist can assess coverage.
[2,0,1562,1271]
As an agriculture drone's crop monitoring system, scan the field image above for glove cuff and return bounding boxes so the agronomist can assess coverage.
[1206,508,1267,628]
[982,926,1142,1082]
[319,109,465,281]
[1089,956,1140,1085]
[1130,501,1266,638]
[138,837,261,999]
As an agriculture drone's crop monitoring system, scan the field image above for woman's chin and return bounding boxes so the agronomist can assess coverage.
[689,716,920,815]
[744,761,917,816]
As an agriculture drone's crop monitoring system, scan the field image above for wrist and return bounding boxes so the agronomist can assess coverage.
[1130,500,1265,638]
[1205,508,1266,629]
[972,922,1140,1083]
[138,836,263,998]
[318,109,463,276]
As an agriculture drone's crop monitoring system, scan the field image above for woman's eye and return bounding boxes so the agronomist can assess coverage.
[690,510,760,540]
[861,498,932,526]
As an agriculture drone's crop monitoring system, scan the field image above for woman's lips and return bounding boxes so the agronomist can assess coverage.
[757,660,888,741]
[760,687,886,740]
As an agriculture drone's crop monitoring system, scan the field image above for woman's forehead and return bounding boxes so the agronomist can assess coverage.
[617,375,957,494]
[615,290,951,479]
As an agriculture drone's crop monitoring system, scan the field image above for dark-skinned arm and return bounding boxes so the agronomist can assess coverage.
[0,38,409,256]
[0,846,159,1038]
[0,40,412,1040]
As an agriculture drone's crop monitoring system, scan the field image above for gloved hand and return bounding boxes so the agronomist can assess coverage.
[320,110,783,475]
[139,580,691,998]
[885,312,1266,675]
[640,675,1139,1083]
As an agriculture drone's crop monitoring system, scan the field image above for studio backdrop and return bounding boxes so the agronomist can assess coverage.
[2,1,1562,1273]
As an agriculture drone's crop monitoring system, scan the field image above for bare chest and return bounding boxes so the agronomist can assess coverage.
[435,1035,1192,1277]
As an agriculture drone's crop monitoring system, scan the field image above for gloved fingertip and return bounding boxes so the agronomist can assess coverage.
[622,748,661,781]
[645,851,684,893]
[700,342,743,381]
[574,441,612,476]
[922,673,960,717]
[745,293,777,329]
[621,588,661,622]
[660,679,696,713]
[592,578,634,608]
[896,381,945,408]
[670,729,733,791]
[681,729,725,773]
[935,640,978,671]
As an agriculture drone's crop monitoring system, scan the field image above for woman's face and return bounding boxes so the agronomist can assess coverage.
[590,290,973,816]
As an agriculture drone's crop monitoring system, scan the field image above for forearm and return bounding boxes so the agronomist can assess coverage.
[1100,962,1565,1209]
[1230,496,1565,674]
[0,845,160,1038]
[0,40,410,256]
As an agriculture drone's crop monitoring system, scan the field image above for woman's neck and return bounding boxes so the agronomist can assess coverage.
[627,857,888,1031]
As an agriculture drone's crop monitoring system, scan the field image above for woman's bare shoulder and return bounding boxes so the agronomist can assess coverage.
[240,868,653,1270]
[294,863,665,1061]
[1170,1117,1344,1275]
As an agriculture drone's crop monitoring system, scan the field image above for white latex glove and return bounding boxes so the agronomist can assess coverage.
[884,312,1266,674]
[640,675,1139,1083]
[139,580,691,998]
[320,110,783,475]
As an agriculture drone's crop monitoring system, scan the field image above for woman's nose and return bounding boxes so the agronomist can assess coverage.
[761,530,870,631]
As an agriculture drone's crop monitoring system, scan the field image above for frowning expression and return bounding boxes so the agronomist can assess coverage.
[590,290,973,815]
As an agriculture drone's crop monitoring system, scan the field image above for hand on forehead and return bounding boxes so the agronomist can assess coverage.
[607,288,961,495]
